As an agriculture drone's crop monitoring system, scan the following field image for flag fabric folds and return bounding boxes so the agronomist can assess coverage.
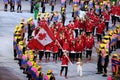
[27,21,55,50]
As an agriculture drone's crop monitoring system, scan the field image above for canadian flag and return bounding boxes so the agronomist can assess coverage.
[28,22,55,50]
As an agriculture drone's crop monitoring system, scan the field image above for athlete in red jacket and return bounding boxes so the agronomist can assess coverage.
[85,34,94,62]
[62,38,70,52]
[111,5,117,26]
[69,40,76,63]
[102,9,110,31]
[52,40,59,63]
[68,20,74,30]
[45,44,52,62]
[60,52,70,79]
[85,19,94,35]
[96,21,105,42]
[76,39,85,60]
[116,5,120,23]
[78,19,85,34]
[58,22,65,33]
[81,31,87,45]
[73,16,80,37]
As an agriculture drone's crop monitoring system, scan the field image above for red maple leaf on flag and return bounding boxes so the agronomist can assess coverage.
[38,33,46,40]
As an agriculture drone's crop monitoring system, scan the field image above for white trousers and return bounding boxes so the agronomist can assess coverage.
[77,65,82,76]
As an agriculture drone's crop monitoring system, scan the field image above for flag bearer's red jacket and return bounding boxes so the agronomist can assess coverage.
[61,54,69,66]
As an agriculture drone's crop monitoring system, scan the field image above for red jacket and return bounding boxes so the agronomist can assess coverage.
[52,42,59,53]
[58,25,65,33]
[81,33,86,43]
[61,55,69,66]
[78,20,84,30]
[66,32,74,41]
[62,40,70,51]
[96,22,105,34]
[74,19,79,29]
[85,36,94,49]
[111,5,117,15]
[93,15,100,26]
[87,11,95,19]
[58,37,64,47]
[68,36,74,44]
[53,31,59,40]
[69,42,76,52]
[76,40,84,52]
[86,20,94,32]
[117,6,120,16]
[103,11,110,21]
[90,36,94,45]
[45,44,51,51]
[68,23,74,30]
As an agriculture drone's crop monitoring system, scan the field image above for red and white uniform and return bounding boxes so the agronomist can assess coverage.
[117,6,120,16]
[52,41,59,53]
[85,36,94,50]
[111,5,117,16]
[62,39,70,52]
[81,33,86,44]
[74,18,79,29]
[87,10,95,19]
[66,30,74,41]
[53,31,59,40]
[103,11,110,22]
[76,40,84,53]
[96,21,105,34]
[68,35,74,44]
[58,23,65,33]
[93,15,100,26]
[68,22,74,30]
[78,20,85,30]
[69,41,76,53]
[45,44,52,52]
[61,55,69,66]
[58,35,64,47]
[85,20,94,33]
